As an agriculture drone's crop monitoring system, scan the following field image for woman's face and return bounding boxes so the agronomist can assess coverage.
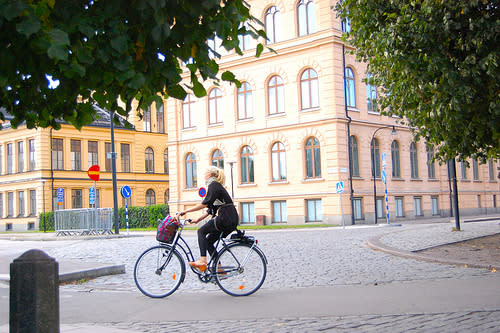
[204,171,213,181]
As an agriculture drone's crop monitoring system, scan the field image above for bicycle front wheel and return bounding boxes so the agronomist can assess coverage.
[134,245,185,298]
[214,243,267,296]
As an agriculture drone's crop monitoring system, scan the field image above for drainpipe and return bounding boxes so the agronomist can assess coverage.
[342,44,355,225]
[50,128,54,211]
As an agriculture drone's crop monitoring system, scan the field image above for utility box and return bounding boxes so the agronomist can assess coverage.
[256,215,266,226]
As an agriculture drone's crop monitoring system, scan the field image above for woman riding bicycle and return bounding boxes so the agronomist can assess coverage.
[179,166,238,271]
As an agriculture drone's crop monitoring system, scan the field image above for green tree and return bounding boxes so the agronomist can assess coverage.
[0,0,266,129]
[336,0,500,161]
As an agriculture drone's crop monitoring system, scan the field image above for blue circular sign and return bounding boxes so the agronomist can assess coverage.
[198,187,207,197]
[120,185,131,198]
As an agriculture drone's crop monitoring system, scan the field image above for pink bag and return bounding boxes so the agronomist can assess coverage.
[156,215,179,243]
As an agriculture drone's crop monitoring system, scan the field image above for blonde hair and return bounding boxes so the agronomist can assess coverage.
[206,166,225,185]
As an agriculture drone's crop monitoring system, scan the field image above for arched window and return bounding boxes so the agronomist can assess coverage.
[271,142,287,181]
[185,153,197,188]
[208,88,223,124]
[265,6,282,44]
[208,35,222,59]
[211,149,224,169]
[305,137,321,178]
[146,189,156,206]
[268,75,285,115]
[145,147,154,173]
[366,73,377,112]
[143,107,151,132]
[297,0,316,36]
[182,94,195,129]
[300,68,319,110]
[350,136,359,177]
[345,67,356,107]
[427,146,435,179]
[391,141,400,178]
[371,138,380,178]
[237,82,253,120]
[163,148,169,174]
[240,146,254,184]
[238,21,255,51]
[410,142,419,178]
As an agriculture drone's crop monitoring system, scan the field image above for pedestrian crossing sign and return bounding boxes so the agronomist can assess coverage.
[336,181,344,194]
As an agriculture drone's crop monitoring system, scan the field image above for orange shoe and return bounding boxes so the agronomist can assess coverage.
[188,261,207,272]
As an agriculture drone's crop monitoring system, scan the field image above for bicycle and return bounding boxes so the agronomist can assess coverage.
[134,217,267,298]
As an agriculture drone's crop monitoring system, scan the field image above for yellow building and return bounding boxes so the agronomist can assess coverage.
[0,106,169,232]
[167,0,499,225]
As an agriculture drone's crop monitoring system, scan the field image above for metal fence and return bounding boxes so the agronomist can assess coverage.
[54,208,113,236]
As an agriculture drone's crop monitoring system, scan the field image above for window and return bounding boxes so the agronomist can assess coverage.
[431,196,439,216]
[272,201,287,223]
[208,35,222,58]
[268,75,285,115]
[17,141,24,172]
[300,68,319,110]
[185,153,197,188]
[105,142,112,172]
[341,17,351,33]
[146,189,156,206]
[271,142,286,181]
[366,74,377,112]
[94,189,100,208]
[211,149,224,169]
[460,161,468,180]
[371,138,381,178]
[237,82,253,120]
[156,102,165,133]
[88,141,98,168]
[414,197,422,216]
[410,142,419,179]
[395,197,404,217]
[121,143,130,172]
[18,191,25,216]
[345,67,356,107]
[145,147,154,173]
[52,139,63,170]
[305,137,321,178]
[183,94,195,129]
[488,159,495,181]
[7,143,13,174]
[0,193,3,218]
[493,195,497,208]
[72,189,82,208]
[240,202,255,223]
[376,197,384,219]
[70,139,81,171]
[265,6,282,44]
[238,22,255,51]
[427,146,435,179]
[143,107,151,132]
[0,145,3,174]
[29,190,36,216]
[306,199,322,222]
[240,146,254,184]
[391,141,400,178]
[477,195,481,208]
[297,0,316,36]
[350,136,359,177]
[29,139,35,171]
[208,88,223,125]
[8,192,14,217]
[473,159,479,180]
[164,189,169,203]
[28,222,35,230]
[164,149,169,174]
[6,223,12,231]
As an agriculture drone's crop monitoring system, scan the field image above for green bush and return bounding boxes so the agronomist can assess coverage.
[39,212,55,231]
[118,204,169,229]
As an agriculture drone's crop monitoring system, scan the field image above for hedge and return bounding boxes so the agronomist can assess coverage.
[39,204,169,231]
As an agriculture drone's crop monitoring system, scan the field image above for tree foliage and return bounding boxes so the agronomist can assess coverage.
[0,0,266,129]
[336,0,500,161]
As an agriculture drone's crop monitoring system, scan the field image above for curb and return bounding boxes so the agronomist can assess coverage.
[0,264,126,284]
[366,233,499,271]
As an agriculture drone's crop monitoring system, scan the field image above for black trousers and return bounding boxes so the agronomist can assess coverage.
[197,218,221,257]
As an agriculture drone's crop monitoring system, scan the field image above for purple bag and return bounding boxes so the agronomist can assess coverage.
[156,215,179,243]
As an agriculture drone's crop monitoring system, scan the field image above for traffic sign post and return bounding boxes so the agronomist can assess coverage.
[57,188,64,207]
[120,186,131,235]
[336,181,345,228]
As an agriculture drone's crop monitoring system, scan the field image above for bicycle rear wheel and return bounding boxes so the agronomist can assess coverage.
[214,243,267,296]
[134,245,185,298]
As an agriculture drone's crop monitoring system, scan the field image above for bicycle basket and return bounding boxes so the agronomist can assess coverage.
[156,215,179,243]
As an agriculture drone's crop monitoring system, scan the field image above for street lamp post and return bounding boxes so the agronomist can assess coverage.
[41,179,46,232]
[228,161,235,199]
[371,125,396,224]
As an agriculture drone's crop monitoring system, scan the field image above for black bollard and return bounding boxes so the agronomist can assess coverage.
[10,250,59,333]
